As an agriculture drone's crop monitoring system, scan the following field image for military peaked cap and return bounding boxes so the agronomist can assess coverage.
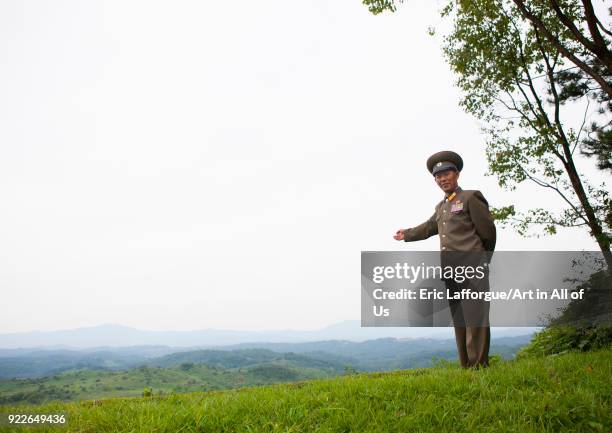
[426,151,464,175]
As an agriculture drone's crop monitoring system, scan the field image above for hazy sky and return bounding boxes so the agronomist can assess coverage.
[1,0,607,333]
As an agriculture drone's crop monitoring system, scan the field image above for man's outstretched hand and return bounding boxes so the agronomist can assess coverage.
[393,229,405,241]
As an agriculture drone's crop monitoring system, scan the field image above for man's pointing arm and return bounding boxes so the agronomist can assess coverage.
[394,210,438,242]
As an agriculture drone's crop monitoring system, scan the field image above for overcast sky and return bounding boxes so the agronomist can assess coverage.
[1,0,607,333]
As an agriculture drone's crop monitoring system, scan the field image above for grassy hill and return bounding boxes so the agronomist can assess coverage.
[0,360,340,405]
[0,341,533,405]
[0,348,609,432]
[148,348,346,371]
[0,348,349,404]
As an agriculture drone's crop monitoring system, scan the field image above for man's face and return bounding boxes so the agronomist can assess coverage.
[434,169,459,194]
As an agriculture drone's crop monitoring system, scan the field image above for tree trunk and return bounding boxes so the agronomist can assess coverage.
[561,147,612,269]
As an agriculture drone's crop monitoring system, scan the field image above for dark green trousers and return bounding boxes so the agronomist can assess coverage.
[446,278,491,368]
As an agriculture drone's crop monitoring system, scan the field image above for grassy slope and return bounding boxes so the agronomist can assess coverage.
[1,349,610,433]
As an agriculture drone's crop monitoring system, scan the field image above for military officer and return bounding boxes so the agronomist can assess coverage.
[393,151,496,368]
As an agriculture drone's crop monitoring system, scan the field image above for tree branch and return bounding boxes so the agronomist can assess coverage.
[595,15,612,38]
[515,161,588,225]
[548,0,597,54]
[511,0,612,98]
[580,0,612,61]
[535,27,572,153]
[513,29,560,143]
[504,215,588,228]
[573,97,591,155]
[548,0,596,52]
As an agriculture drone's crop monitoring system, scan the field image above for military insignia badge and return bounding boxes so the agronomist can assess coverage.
[451,201,464,213]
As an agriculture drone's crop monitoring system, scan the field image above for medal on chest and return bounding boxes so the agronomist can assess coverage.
[450,201,464,213]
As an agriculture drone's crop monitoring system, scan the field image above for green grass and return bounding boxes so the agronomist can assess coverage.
[1,349,610,433]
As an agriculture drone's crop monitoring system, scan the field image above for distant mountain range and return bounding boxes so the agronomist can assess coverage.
[147,335,535,372]
[0,335,535,380]
[0,320,538,349]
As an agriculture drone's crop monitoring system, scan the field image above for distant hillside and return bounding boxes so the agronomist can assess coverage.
[0,350,342,404]
[222,335,534,371]
[1,349,609,432]
[0,337,535,403]
[0,335,532,379]
[148,348,347,372]
[0,321,538,348]
[0,347,179,379]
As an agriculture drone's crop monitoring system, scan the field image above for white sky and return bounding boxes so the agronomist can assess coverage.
[0,0,607,333]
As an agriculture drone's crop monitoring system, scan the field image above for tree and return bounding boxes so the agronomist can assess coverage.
[362,1,611,96]
[507,1,612,171]
[363,0,612,265]
[364,1,611,170]
[509,0,612,98]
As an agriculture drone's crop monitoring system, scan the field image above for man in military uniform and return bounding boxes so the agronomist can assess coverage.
[393,151,496,368]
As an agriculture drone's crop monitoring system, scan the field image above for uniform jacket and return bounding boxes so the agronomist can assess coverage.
[403,187,496,252]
